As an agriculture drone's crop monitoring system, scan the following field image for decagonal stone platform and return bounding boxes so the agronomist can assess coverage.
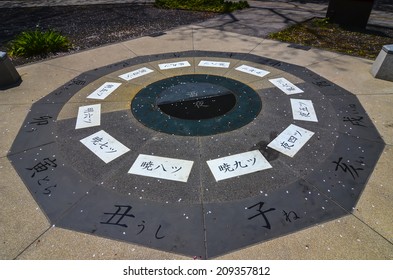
[7,50,384,258]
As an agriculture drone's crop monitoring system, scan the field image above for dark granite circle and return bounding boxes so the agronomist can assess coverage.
[132,74,262,136]
[157,82,237,120]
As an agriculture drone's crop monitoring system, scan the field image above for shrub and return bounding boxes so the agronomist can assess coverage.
[7,29,71,58]
[155,0,249,13]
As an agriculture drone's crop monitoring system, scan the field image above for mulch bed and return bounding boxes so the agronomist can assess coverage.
[268,17,393,60]
[0,3,218,66]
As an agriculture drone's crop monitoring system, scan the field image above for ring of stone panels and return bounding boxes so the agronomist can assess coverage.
[10,51,383,258]
[66,58,318,183]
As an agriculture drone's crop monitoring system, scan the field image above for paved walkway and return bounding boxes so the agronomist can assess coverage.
[1,0,392,37]
[0,0,392,260]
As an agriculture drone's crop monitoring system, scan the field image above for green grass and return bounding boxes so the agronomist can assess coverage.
[7,29,71,58]
[154,0,249,13]
[268,18,393,59]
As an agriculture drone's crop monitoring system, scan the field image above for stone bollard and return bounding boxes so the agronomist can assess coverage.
[371,45,393,82]
[326,0,375,29]
[0,51,21,89]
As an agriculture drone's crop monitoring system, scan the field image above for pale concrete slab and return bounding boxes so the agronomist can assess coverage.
[251,39,342,67]
[307,55,393,95]
[44,43,137,73]
[121,26,194,56]
[1,5,392,259]
[357,94,393,145]
[17,227,188,260]
[0,157,50,260]
[215,215,393,260]
[0,105,31,156]
[198,0,327,38]
[192,28,263,53]
[0,63,80,105]
[354,145,393,243]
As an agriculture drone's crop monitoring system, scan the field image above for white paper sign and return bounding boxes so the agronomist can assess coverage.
[269,77,304,95]
[267,124,314,157]
[128,154,194,182]
[119,67,154,81]
[207,150,272,182]
[87,82,121,100]
[235,65,270,78]
[158,61,191,70]
[198,60,230,68]
[80,130,130,163]
[290,98,318,122]
[75,104,101,129]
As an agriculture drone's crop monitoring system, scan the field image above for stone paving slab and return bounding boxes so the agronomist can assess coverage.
[251,39,342,67]
[0,157,50,260]
[0,104,32,156]
[307,55,393,96]
[1,1,392,260]
[121,26,195,56]
[198,0,327,37]
[357,94,393,145]
[215,215,393,260]
[17,227,187,260]
[44,43,137,73]
[354,145,393,243]
[0,63,80,105]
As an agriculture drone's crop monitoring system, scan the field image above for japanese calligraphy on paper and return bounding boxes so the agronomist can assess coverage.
[198,60,230,68]
[290,98,318,122]
[119,67,154,81]
[235,65,270,78]
[269,77,304,95]
[207,150,272,181]
[128,154,194,182]
[80,130,130,163]
[268,124,314,157]
[75,104,101,129]
[87,82,121,100]
[158,61,191,70]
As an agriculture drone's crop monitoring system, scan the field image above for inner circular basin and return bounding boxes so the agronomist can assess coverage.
[131,74,262,136]
[156,82,237,120]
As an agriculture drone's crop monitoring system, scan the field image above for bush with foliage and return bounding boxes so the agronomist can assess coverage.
[7,29,71,58]
[155,0,249,13]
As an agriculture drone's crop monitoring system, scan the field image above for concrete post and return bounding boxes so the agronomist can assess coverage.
[0,51,21,89]
[371,45,393,82]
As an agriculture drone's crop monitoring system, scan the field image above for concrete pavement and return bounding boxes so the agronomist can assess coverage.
[0,0,392,259]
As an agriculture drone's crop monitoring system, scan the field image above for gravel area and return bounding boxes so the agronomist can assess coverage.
[0,3,218,65]
[1,1,392,66]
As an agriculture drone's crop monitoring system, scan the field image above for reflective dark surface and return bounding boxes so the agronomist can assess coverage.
[132,74,261,136]
[157,82,237,120]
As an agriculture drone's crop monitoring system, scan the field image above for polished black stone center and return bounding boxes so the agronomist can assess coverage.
[157,83,237,120]
[131,74,262,136]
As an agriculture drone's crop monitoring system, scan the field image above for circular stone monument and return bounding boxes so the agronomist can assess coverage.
[8,51,384,258]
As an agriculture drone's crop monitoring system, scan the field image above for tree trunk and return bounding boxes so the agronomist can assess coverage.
[326,0,375,29]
